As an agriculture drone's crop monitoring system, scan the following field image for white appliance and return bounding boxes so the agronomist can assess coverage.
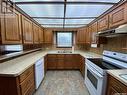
[85,50,127,95]
[35,58,44,89]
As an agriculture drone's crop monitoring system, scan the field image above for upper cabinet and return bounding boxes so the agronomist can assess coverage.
[85,27,91,44]
[90,22,98,44]
[97,15,109,31]
[39,28,44,44]
[22,16,33,44]
[44,29,53,44]
[109,3,127,28]
[33,24,40,44]
[1,6,22,44]
[76,28,86,44]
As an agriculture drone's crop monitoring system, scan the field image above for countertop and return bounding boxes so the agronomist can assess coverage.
[0,50,101,77]
[107,69,127,86]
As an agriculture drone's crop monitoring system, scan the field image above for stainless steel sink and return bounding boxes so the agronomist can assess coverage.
[57,50,72,53]
[119,74,127,80]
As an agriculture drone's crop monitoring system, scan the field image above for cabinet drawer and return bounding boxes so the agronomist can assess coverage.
[24,83,35,95]
[109,75,127,93]
[19,66,34,83]
[20,72,35,95]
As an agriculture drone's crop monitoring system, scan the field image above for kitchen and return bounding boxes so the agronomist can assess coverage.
[0,0,127,95]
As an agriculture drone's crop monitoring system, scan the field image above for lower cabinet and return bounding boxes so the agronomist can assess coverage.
[0,65,35,95]
[106,74,127,95]
[47,54,83,70]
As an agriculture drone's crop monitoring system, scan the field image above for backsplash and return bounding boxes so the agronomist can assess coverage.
[90,35,127,54]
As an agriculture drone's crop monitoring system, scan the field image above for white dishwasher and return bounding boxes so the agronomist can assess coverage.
[35,58,44,89]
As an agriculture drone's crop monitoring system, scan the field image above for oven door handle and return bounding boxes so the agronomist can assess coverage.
[86,64,103,78]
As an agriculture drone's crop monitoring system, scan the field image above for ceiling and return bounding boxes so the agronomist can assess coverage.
[10,0,121,28]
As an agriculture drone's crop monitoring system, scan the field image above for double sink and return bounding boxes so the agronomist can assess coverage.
[57,50,72,53]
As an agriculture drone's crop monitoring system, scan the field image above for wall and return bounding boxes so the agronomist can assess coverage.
[90,35,127,54]
[43,28,88,51]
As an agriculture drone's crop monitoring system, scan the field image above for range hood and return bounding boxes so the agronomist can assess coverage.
[97,24,127,37]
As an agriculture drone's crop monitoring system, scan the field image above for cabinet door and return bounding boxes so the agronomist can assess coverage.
[39,28,44,44]
[107,87,118,95]
[109,3,127,28]
[33,24,39,44]
[22,16,33,44]
[47,55,57,69]
[44,30,53,44]
[1,7,22,44]
[76,28,86,44]
[98,15,109,31]
[85,27,91,44]
[56,55,64,69]
[91,22,98,44]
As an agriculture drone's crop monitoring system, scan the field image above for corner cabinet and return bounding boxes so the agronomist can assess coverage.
[22,16,33,44]
[0,65,35,95]
[106,74,127,95]
[0,6,22,44]
[90,22,107,45]
[109,2,127,28]
[44,29,53,44]
[97,15,109,31]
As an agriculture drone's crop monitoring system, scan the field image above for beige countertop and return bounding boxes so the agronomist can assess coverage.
[0,50,102,77]
[107,69,127,86]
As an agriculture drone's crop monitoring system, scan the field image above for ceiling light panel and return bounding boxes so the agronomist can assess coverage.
[66,4,113,17]
[65,24,86,28]
[67,0,120,3]
[34,19,63,24]
[17,4,64,17]
[65,19,94,24]
[42,25,63,28]
[11,0,64,2]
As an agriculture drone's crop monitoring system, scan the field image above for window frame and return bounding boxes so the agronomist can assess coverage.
[56,31,73,48]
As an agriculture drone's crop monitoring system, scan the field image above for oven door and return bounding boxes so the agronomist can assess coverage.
[85,63,104,95]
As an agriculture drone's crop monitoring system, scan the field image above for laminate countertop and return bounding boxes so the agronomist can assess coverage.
[107,69,127,86]
[0,50,101,77]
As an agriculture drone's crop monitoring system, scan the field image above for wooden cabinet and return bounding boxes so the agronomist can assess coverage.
[76,28,86,44]
[47,54,57,69]
[106,74,127,95]
[47,54,81,70]
[90,22,107,45]
[1,6,22,44]
[39,28,44,44]
[22,16,33,44]
[0,65,35,95]
[56,55,64,69]
[44,55,47,74]
[33,24,40,44]
[44,30,53,44]
[85,27,91,44]
[98,15,109,31]
[109,3,127,28]
[90,22,98,44]
[79,56,85,78]
[64,54,80,69]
